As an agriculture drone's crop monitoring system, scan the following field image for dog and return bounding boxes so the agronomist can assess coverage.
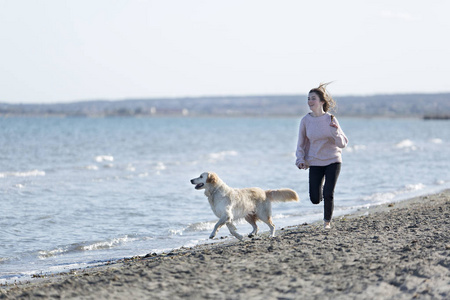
[190,172,299,241]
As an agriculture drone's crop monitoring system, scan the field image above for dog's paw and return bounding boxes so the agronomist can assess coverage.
[209,235,216,239]
[248,233,255,238]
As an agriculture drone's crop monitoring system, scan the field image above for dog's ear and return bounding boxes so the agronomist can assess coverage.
[206,172,218,184]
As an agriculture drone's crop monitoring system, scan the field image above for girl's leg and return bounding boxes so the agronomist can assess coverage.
[309,166,325,204]
[323,163,341,221]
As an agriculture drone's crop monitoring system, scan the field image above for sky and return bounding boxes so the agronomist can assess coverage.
[1,0,450,104]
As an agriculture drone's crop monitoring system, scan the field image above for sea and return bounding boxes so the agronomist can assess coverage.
[1,116,449,284]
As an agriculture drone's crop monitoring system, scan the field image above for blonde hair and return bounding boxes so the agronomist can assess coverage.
[309,82,336,112]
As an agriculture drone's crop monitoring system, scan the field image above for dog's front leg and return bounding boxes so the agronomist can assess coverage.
[226,222,244,241]
[210,216,227,239]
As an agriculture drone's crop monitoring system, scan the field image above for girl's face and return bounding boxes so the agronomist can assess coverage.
[308,92,324,110]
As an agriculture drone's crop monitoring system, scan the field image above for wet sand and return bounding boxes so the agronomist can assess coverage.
[1,190,449,299]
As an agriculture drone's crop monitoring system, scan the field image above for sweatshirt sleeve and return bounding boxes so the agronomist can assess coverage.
[330,117,348,148]
[295,118,309,166]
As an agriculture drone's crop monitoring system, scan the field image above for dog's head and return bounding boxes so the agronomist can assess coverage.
[190,172,218,190]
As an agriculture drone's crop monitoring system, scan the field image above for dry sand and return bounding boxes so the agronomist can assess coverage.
[1,190,449,299]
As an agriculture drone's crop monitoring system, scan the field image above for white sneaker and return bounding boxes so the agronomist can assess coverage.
[324,221,331,229]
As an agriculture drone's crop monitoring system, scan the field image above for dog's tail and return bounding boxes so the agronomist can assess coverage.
[265,189,299,202]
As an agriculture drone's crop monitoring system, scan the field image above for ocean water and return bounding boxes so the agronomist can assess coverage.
[1,116,449,283]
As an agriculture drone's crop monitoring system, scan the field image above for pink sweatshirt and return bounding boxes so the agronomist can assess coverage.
[296,113,348,167]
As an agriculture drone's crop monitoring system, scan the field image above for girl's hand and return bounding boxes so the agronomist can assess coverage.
[330,121,339,129]
[298,163,309,170]
[330,115,338,128]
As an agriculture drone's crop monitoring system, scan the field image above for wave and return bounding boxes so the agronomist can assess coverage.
[85,165,99,171]
[185,221,215,232]
[362,183,426,203]
[169,221,217,236]
[344,144,367,152]
[207,150,238,162]
[38,248,65,259]
[0,170,46,178]
[155,162,166,171]
[395,139,417,150]
[38,236,135,259]
[273,213,291,219]
[429,138,443,144]
[95,155,114,163]
[78,236,134,251]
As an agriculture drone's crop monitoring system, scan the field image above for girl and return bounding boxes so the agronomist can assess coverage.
[296,83,348,229]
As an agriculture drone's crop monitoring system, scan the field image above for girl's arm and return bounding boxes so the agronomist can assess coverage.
[295,119,309,169]
[330,116,348,148]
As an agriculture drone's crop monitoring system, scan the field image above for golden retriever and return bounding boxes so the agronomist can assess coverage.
[190,172,299,241]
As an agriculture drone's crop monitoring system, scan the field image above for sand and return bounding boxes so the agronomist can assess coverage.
[1,190,449,299]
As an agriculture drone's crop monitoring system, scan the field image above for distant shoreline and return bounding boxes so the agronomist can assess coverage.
[1,113,449,120]
[1,92,450,118]
[423,114,450,120]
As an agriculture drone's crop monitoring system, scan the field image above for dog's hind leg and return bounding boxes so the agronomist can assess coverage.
[261,216,276,237]
[226,222,244,241]
[245,214,259,237]
[210,216,227,239]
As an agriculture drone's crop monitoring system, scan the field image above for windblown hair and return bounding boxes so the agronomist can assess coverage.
[309,82,336,112]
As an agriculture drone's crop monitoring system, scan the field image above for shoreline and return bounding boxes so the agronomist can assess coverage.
[1,190,449,299]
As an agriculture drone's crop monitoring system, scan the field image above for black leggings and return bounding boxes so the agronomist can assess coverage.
[309,163,341,222]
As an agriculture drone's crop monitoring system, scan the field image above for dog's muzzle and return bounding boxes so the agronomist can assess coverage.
[190,179,204,190]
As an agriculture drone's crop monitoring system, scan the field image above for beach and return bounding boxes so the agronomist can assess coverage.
[1,190,449,300]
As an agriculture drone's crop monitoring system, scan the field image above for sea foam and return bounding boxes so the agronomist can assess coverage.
[38,236,134,260]
[430,138,443,144]
[95,155,114,163]
[207,150,238,162]
[363,183,426,204]
[79,236,132,251]
[395,139,417,150]
[0,170,46,178]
